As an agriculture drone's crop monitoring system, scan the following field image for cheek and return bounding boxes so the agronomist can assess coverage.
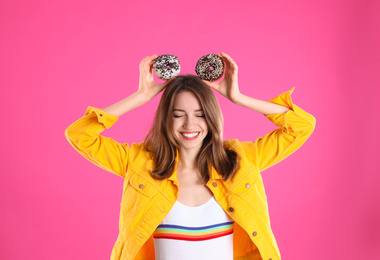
[169,123,179,143]
[201,121,209,133]
[171,120,179,131]
[171,121,182,138]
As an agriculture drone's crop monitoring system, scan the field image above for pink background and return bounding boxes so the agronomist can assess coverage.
[1,0,379,259]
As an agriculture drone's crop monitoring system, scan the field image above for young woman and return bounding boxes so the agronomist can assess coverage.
[65,52,315,260]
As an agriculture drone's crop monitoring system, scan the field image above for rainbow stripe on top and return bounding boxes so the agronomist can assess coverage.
[153,221,234,241]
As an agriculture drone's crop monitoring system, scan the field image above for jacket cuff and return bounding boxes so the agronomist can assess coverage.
[263,87,303,135]
[85,106,119,129]
[267,87,295,111]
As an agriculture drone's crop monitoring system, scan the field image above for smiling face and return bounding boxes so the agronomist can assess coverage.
[171,91,209,152]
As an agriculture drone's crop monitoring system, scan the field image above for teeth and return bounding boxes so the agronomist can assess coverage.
[182,132,199,138]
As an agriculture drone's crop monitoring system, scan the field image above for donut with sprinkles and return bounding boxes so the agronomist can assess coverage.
[195,54,224,82]
[153,54,181,80]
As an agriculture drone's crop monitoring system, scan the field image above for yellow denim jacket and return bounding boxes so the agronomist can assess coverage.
[65,87,315,260]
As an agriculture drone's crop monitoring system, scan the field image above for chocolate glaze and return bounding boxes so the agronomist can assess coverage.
[153,54,181,80]
[195,54,224,81]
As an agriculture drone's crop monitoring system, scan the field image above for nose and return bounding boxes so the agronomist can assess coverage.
[183,116,195,129]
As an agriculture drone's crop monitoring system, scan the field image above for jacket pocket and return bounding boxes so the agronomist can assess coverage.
[120,173,158,216]
[128,173,158,197]
[230,170,267,213]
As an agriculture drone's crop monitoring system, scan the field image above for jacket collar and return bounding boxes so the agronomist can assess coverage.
[210,166,223,180]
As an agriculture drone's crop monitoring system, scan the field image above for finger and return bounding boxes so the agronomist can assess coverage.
[149,54,158,68]
[201,79,210,85]
[217,53,230,69]
[157,77,175,90]
[201,78,212,85]
[143,55,157,74]
[220,52,238,71]
[202,79,218,90]
[149,62,153,74]
[148,54,158,63]
[141,55,156,65]
[139,56,150,71]
[149,56,157,74]
[164,77,175,84]
[220,52,233,61]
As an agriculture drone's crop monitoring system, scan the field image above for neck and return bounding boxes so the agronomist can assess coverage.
[177,147,200,169]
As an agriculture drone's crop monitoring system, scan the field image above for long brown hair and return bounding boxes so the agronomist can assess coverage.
[144,74,238,184]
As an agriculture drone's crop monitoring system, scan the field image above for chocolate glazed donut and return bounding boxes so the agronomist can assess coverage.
[153,54,181,80]
[195,54,224,82]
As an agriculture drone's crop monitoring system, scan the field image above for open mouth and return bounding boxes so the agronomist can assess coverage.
[180,132,200,140]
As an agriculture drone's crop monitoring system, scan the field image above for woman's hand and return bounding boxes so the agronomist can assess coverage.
[202,52,241,103]
[203,53,291,115]
[137,54,174,102]
[101,55,174,117]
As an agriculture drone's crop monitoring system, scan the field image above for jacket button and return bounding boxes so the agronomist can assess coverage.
[99,114,103,117]
[139,184,144,189]
[253,231,257,237]
[212,182,217,187]
[245,183,250,188]
[229,207,234,212]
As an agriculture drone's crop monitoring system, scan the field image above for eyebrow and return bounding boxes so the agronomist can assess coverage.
[173,109,204,112]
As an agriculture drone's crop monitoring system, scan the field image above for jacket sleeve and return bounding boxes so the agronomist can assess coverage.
[64,106,129,178]
[241,87,316,172]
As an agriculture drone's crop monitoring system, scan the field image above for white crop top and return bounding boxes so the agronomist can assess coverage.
[153,196,234,260]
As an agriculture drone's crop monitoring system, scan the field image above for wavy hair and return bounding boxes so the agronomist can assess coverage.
[144,74,238,184]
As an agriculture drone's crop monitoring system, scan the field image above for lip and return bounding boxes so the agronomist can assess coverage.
[180,131,200,141]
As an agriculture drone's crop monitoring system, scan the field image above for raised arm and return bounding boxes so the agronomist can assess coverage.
[204,52,316,172]
[102,55,174,117]
[203,52,290,115]
[64,55,173,178]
